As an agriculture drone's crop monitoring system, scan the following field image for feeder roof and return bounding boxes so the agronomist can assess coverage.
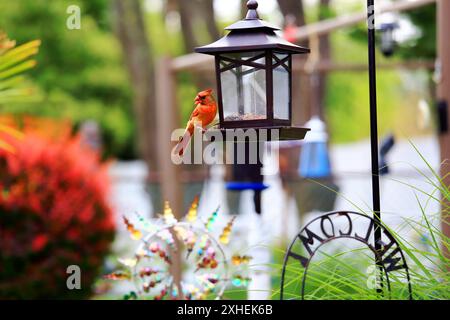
[195,0,309,55]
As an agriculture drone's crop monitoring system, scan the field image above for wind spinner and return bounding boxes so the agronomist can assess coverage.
[105,196,251,300]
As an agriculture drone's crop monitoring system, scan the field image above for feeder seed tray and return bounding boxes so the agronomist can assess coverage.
[224,114,267,121]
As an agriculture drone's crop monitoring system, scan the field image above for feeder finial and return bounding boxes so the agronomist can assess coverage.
[246,0,259,20]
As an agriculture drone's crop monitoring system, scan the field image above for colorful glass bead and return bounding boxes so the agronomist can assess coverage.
[186,196,199,222]
[134,212,156,232]
[231,275,250,287]
[205,207,219,230]
[149,242,160,253]
[157,229,176,249]
[104,271,131,281]
[118,258,137,268]
[163,201,177,225]
[153,287,168,300]
[231,255,252,266]
[123,291,138,300]
[219,216,235,244]
[139,267,159,278]
[123,216,142,240]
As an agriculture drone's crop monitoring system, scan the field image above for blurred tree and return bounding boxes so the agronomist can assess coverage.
[112,0,157,169]
[0,0,136,159]
[398,4,436,99]
[172,0,217,198]
[276,0,308,124]
[203,0,221,41]
[174,0,218,116]
[177,0,197,52]
[241,0,248,17]
[277,0,306,27]
[176,0,220,52]
[82,0,111,31]
[397,4,436,61]
[317,0,334,117]
[348,3,436,62]
[276,0,308,208]
[346,3,437,104]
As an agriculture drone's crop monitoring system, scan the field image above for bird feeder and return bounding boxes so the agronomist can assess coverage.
[379,22,398,57]
[195,0,310,141]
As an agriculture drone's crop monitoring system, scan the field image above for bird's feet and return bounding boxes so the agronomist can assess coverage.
[195,125,207,133]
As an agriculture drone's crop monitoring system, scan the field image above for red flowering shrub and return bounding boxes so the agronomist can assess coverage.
[0,134,115,299]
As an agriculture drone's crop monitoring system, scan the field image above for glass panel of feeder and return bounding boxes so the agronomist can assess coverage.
[221,69,239,119]
[273,64,289,120]
[242,66,266,120]
[221,65,266,122]
[272,53,288,64]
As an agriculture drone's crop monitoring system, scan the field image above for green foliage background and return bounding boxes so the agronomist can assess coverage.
[0,0,135,159]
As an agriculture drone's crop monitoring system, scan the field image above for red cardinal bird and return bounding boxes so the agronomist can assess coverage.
[174,89,217,156]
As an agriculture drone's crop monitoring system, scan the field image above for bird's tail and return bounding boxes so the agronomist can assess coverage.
[174,122,194,156]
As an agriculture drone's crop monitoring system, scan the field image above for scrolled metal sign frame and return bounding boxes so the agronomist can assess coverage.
[280,211,413,300]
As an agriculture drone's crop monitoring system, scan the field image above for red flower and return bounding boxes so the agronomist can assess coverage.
[0,132,115,299]
[31,234,49,252]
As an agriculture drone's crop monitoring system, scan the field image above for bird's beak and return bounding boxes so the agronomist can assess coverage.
[194,96,200,104]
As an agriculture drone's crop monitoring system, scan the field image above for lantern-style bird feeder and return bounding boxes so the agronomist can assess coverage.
[196,0,310,141]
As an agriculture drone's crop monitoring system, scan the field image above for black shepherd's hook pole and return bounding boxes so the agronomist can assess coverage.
[367,0,383,293]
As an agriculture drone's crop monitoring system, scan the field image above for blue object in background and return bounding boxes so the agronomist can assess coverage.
[226,182,269,191]
[299,116,332,179]
[225,181,268,214]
